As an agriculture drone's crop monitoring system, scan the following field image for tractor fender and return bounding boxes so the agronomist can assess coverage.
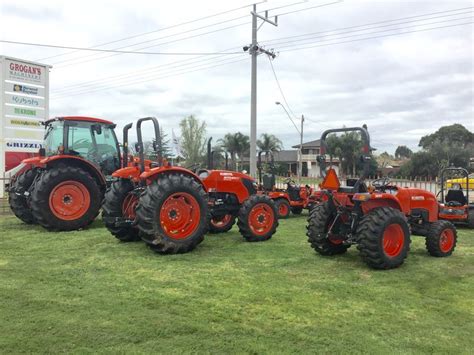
[112,166,141,182]
[361,193,407,215]
[140,166,206,191]
[40,156,107,190]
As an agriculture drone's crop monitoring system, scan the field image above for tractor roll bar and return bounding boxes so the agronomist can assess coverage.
[122,123,133,168]
[136,117,161,173]
[440,167,469,203]
[318,126,371,185]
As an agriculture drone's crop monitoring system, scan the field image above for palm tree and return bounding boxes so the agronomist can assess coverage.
[218,132,250,171]
[257,133,283,162]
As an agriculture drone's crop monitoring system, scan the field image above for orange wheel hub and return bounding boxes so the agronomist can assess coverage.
[122,193,139,220]
[211,214,232,227]
[248,203,274,236]
[49,180,90,221]
[439,228,455,253]
[382,223,405,257]
[159,192,200,239]
[278,202,289,216]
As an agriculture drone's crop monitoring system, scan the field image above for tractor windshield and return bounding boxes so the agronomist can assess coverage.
[44,121,64,156]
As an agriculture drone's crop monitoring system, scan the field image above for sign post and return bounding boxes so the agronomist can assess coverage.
[0,56,51,197]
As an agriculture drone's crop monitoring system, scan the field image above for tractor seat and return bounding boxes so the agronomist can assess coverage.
[337,183,368,194]
[262,174,275,191]
[445,189,467,206]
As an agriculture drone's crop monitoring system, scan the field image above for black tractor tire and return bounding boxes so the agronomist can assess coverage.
[291,207,303,215]
[306,202,350,256]
[274,198,291,219]
[136,173,208,254]
[102,179,141,242]
[29,166,102,231]
[238,194,278,242]
[468,209,474,228]
[209,214,235,234]
[356,207,411,270]
[9,168,38,224]
[425,220,457,257]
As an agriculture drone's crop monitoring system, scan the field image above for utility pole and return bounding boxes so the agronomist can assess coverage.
[245,4,278,177]
[299,114,304,183]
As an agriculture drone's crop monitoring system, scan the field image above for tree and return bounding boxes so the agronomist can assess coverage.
[179,115,207,166]
[218,132,250,170]
[395,145,413,159]
[377,151,394,168]
[257,133,283,153]
[157,130,171,159]
[400,124,474,177]
[326,132,363,176]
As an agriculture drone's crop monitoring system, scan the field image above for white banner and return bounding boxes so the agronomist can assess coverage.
[4,93,45,108]
[4,127,44,141]
[4,138,43,152]
[4,81,45,97]
[4,104,45,119]
[5,59,45,85]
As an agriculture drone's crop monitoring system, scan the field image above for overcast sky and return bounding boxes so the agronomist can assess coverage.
[1,0,472,153]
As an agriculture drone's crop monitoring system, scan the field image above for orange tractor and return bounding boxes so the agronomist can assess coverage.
[257,150,316,218]
[102,117,278,254]
[437,167,474,228]
[9,116,121,231]
[307,127,457,269]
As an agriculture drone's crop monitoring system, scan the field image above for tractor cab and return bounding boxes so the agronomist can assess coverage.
[43,116,120,176]
[438,167,473,227]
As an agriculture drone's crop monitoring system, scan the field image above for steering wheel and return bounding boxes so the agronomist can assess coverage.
[284,177,297,186]
[372,177,391,188]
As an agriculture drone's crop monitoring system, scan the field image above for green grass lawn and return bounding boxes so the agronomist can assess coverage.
[1,214,473,354]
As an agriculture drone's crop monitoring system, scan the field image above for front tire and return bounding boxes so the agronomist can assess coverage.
[275,198,291,219]
[307,202,350,256]
[9,168,38,224]
[238,195,278,242]
[29,166,102,231]
[136,174,208,254]
[356,207,411,270]
[425,220,457,257]
[291,207,303,215]
[102,179,141,242]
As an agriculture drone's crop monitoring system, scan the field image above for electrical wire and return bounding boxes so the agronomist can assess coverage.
[279,21,473,52]
[34,1,267,61]
[0,39,243,56]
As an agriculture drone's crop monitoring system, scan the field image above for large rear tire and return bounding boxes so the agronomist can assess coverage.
[238,195,278,242]
[136,174,208,254]
[468,209,474,228]
[9,168,38,224]
[209,214,235,234]
[356,207,411,270]
[102,179,141,242]
[307,202,350,256]
[274,198,291,219]
[425,220,457,257]
[30,166,102,231]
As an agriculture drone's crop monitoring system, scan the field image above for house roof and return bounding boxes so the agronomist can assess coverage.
[273,150,297,162]
[292,139,320,149]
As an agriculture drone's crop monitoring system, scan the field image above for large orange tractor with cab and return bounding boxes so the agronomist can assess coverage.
[437,167,474,228]
[102,117,279,254]
[9,116,121,231]
[307,126,457,270]
[257,150,316,218]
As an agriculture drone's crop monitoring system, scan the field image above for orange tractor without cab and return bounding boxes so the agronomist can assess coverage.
[307,127,457,270]
[102,117,279,254]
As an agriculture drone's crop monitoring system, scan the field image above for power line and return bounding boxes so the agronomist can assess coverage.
[0,39,243,56]
[34,1,266,61]
[267,56,300,133]
[279,21,473,52]
[263,10,472,47]
[261,6,472,44]
[51,47,242,94]
[51,57,249,99]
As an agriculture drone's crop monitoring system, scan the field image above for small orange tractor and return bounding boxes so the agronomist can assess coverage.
[307,127,457,269]
[257,150,316,218]
[438,167,474,228]
[102,117,278,254]
[9,116,121,231]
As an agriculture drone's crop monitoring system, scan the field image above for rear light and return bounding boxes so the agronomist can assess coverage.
[353,193,371,202]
